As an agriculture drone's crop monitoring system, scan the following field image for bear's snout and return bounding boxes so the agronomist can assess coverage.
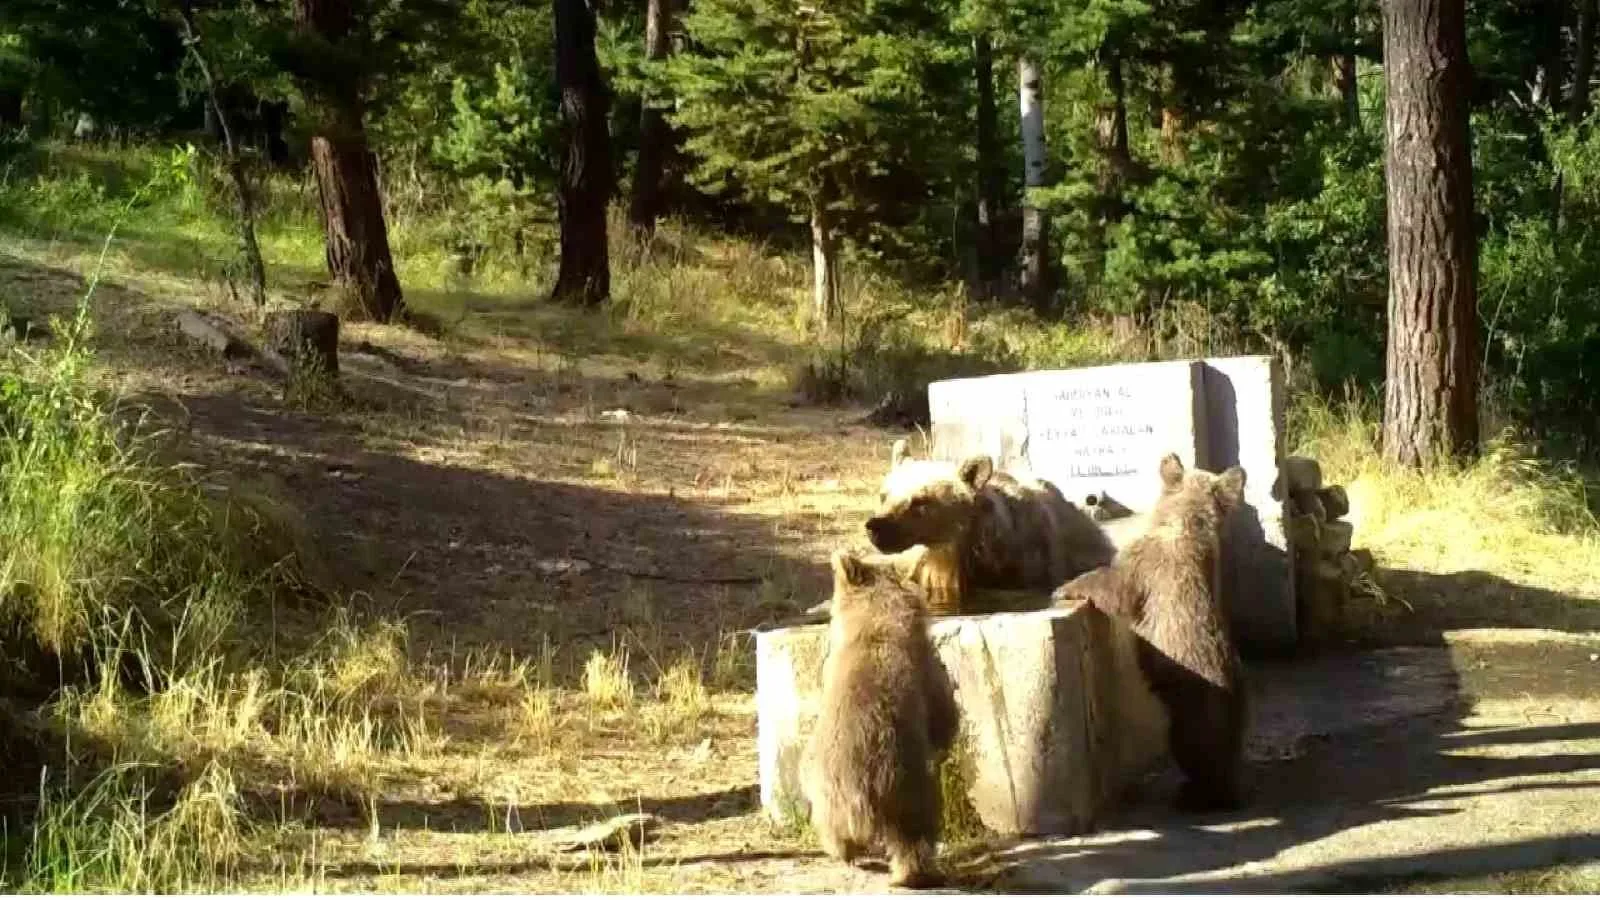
[865,516,911,553]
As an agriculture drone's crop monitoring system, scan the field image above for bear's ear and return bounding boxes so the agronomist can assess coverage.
[1216,466,1247,509]
[890,439,911,468]
[958,455,994,490]
[830,549,873,588]
[1158,453,1186,490]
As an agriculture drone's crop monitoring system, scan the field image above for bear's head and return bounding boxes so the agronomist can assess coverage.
[864,439,993,554]
[827,548,928,626]
[1152,453,1247,525]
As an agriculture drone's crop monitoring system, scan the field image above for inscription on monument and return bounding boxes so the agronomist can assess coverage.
[930,361,1205,513]
[1022,370,1188,491]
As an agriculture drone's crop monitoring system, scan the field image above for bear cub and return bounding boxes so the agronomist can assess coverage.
[1052,453,1249,812]
[801,549,959,887]
[865,439,1114,616]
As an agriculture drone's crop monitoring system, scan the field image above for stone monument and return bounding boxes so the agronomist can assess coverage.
[756,604,1169,836]
[926,355,1296,654]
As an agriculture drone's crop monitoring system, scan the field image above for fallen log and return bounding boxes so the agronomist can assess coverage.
[174,309,288,376]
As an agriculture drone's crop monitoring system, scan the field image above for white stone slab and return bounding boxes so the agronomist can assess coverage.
[1200,355,1296,653]
[929,361,1206,514]
[756,605,1169,838]
[924,355,1298,654]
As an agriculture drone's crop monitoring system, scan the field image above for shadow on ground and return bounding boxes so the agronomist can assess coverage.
[244,784,760,833]
[962,629,1600,893]
[1351,567,1600,645]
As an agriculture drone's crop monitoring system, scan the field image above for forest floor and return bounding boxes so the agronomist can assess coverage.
[3,219,1600,892]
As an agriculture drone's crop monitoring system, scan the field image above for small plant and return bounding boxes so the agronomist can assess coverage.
[582,645,634,712]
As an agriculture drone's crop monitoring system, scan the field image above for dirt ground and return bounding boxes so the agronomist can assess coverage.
[6,246,1600,893]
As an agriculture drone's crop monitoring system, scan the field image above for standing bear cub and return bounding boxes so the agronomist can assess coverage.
[1052,453,1249,812]
[801,549,959,888]
[865,439,1114,616]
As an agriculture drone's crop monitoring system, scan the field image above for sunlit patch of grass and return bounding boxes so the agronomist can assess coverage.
[644,656,711,742]
[583,645,635,713]
[1291,392,1600,630]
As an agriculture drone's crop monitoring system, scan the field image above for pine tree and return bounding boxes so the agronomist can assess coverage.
[665,0,960,333]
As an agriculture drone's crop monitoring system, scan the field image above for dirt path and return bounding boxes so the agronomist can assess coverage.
[991,632,1600,894]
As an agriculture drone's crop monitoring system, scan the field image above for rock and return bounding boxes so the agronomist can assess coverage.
[756,605,1169,838]
[1286,513,1322,549]
[1320,520,1354,557]
[1291,491,1327,523]
[1299,560,1348,644]
[1317,485,1350,520]
[1279,456,1323,496]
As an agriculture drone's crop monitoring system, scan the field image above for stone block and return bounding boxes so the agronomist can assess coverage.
[1318,485,1350,520]
[1278,456,1324,497]
[1291,491,1327,522]
[1286,513,1322,549]
[927,375,1028,473]
[756,606,1169,838]
[1201,355,1297,655]
[926,354,1298,655]
[928,362,1207,514]
[1320,520,1354,557]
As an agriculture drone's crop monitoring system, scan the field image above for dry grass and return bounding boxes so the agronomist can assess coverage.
[2,142,1599,892]
[1292,393,1600,639]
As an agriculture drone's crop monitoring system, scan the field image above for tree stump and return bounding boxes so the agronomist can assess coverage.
[264,309,340,382]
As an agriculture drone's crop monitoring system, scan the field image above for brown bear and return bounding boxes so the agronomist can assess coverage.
[800,548,959,888]
[865,439,1114,616]
[1051,453,1249,812]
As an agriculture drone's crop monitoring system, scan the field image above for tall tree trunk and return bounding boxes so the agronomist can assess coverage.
[293,0,403,322]
[973,33,1003,295]
[553,0,613,305]
[1018,56,1053,315]
[810,188,839,334]
[628,0,675,240]
[1539,0,1566,112]
[1379,0,1480,467]
[176,2,266,310]
[1333,6,1361,130]
[1573,0,1598,123]
[1090,44,1131,284]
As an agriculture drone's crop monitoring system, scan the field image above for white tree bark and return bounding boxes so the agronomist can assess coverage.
[811,196,839,333]
[1018,56,1052,312]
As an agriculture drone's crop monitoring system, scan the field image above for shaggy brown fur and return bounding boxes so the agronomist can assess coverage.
[865,440,1114,615]
[1052,453,1249,812]
[801,549,959,887]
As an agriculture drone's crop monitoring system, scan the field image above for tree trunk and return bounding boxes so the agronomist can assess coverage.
[553,0,613,306]
[1333,6,1361,130]
[176,2,267,311]
[1334,53,1360,128]
[973,33,1003,294]
[1573,0,1598,124]
[264,309,341,377]
[1018,56,1053,315]
[1091,44,1132,282]
[628,0,675,240]
[1379,0,1481,468]
[294,0,404,323]
[810,191,840,334]
[1539,0,1566,112]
